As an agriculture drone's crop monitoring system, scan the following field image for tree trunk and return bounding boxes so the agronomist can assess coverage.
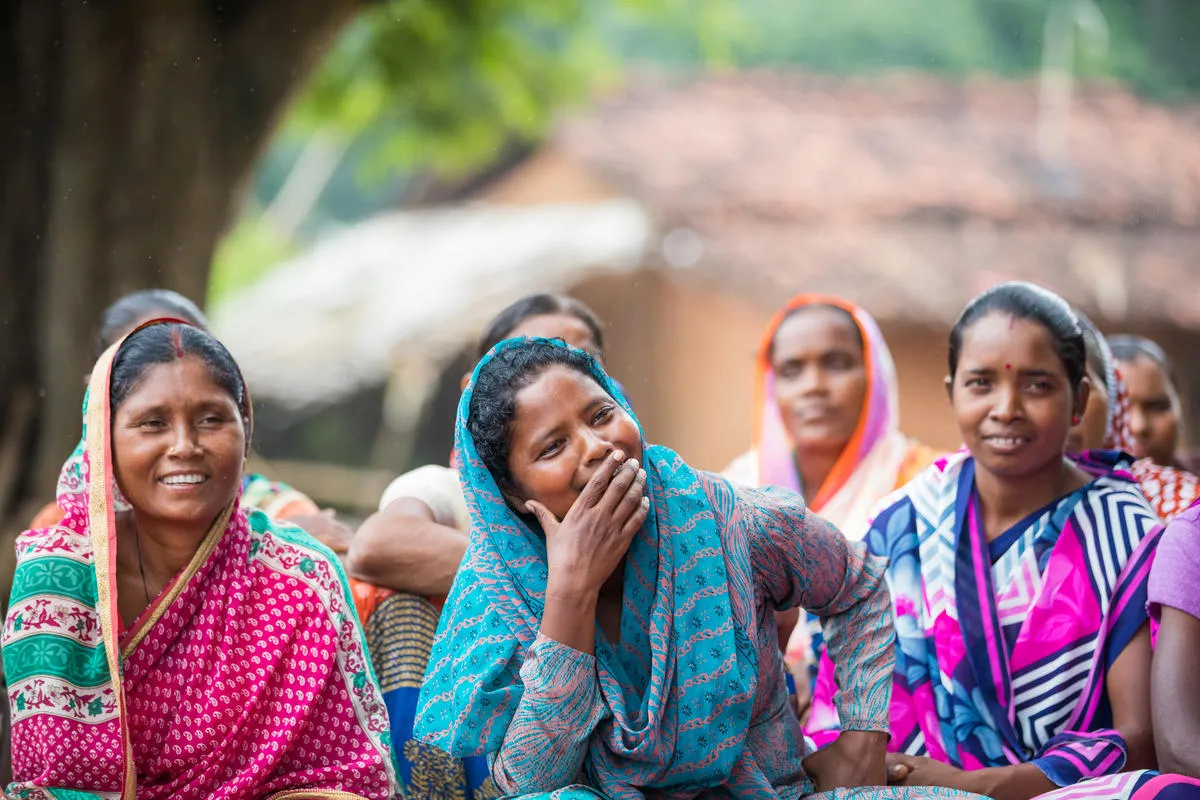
[0,0,359,537]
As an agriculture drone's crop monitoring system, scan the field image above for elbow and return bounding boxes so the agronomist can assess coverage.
[344,516,392,583]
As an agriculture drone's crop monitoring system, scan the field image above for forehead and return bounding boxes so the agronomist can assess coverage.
[507,314,597,352]
[117,357,236,410]
[772,307,862,361]
[1119,355,1171,395]
[958,313,1065,370]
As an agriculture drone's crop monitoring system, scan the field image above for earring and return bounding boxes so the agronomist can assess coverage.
[1072,415,1080,425]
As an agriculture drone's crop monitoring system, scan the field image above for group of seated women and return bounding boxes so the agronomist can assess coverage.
[4,281,1200,799]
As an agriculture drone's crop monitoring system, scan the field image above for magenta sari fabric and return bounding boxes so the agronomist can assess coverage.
[3,325,397,799]
[810,450,1164,798]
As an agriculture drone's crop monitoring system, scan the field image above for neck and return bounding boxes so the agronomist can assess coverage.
[126,510,218,585]
[973,455,1077,542]
[794,447,842,502]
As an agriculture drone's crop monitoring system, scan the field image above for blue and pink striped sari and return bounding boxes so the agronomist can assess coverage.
[810,450,1167,797]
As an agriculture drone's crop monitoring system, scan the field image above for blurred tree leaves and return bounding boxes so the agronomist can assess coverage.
[284,0,734,178]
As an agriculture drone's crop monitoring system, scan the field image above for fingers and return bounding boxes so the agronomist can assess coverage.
[524,500,560,535]
[620,496,650,540]
[578,450,625,508]
[612,464,648,525]
[885,753,912,785]
[598,456,641,514]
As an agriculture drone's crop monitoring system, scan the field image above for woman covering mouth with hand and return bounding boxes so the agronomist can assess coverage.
[808,282,1188,800]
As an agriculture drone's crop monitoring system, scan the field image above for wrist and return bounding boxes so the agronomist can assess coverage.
[834,729,889,757]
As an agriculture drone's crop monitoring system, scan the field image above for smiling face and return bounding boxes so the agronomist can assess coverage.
[503,365,642,520]
[769,306,868,458]
[951,313,1087,480]
[111,356,246,527]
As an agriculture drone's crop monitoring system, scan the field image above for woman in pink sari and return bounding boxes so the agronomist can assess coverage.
[3,321,397,798]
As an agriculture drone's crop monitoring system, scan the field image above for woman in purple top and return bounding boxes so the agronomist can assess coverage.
[413,338,983,799]
[1149,497,1200,778]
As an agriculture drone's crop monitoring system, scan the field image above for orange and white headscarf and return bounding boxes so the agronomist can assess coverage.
[724,294,937,541]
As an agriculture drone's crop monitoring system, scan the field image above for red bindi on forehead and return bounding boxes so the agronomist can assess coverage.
[170,327,184,358]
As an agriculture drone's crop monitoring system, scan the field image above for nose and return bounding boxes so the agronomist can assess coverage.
[169,421,202,457]
[798,365,829,396]
[581,426,612,467]
[1127,406,1148,437]
[988,383,1024,422]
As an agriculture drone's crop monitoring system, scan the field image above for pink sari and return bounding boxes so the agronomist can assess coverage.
[3,325,397,798]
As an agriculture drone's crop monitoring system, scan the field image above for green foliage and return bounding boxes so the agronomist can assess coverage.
[208,216,298,306]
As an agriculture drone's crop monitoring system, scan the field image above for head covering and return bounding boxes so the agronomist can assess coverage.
[741,294,934,539]
[3,320,395,798]
[414,338,757,795]
[1090,329,1198,521]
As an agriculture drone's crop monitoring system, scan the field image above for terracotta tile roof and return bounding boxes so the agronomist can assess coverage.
[558,71,1200,326]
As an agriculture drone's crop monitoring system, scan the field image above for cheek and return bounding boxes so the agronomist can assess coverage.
[834,373,868,419]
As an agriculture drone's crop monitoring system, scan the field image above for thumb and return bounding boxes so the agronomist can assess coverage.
[887,762,910,781]
[524,500,559,533]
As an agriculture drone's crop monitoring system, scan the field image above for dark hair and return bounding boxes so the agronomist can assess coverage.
[477,294,605,359]
[1073,310,1109,390]
[110,323,250,441]
[1108,335,1175,383]
[467,340,600,489]
[948,282,1087,391]
[768,302,863,360]
[96,289,209,358]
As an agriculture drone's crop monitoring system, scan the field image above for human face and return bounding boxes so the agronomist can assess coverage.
[1118,354,1180,465]
[505,366,642,521]
[950,313,1087,480]
[112,357,246,529]
[506,314,602,362]
[770,306,868,457]
[1066,363,1110,453]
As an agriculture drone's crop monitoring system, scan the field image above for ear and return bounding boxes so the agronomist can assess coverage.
[1075,376,1092,420]
[944,375,954,403]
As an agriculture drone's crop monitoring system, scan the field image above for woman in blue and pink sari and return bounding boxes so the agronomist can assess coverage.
[811,283,1186,799]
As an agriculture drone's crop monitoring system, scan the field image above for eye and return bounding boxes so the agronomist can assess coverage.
[537,440,564,460]
[591,405,614,426]
[824,353,855,370]
[138,417,166,429]
[776,363,803,380]
[964,377,991,389]
[1027,380,1054,393]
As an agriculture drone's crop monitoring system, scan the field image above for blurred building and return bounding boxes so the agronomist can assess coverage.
[216,71,1200,498]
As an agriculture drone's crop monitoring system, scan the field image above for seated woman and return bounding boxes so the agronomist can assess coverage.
[1149,496,1200,779]
[3,321,395,798]
[413,337,983,799]
[345,294,609,800]
[1068,313,1199,521]
[347,293,608,598]
[810,283,1172,800]
[30,288,352,556]
[724,294,940,706]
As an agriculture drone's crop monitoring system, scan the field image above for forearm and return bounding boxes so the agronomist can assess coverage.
[820,554,895,731]
[492,635,605,793]
[959,763,1057,800]
[345,515,467,595]
[541,579,598,656]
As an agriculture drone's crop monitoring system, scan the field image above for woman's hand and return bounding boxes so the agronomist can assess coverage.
[528,450,649,600]
[885,753,966,787]
[802,730,887,793]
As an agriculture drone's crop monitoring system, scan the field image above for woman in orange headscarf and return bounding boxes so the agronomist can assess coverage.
[725,294,940,694]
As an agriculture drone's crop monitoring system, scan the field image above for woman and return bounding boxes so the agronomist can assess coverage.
[1068,314,1199,521]
[30,289,352,556]
[414,337,982,800]
[346,294,608,800]
[1149,496,1200,778]
[4,321,396,798]
[1109,335,1195,472]
[348,293,607,599]
[810,283,1170,800]
[725,295,939,687]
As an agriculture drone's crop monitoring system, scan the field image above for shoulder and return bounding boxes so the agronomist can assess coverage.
[244,510,355,613]
[379,464,465,522]
[721,450,759,487]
